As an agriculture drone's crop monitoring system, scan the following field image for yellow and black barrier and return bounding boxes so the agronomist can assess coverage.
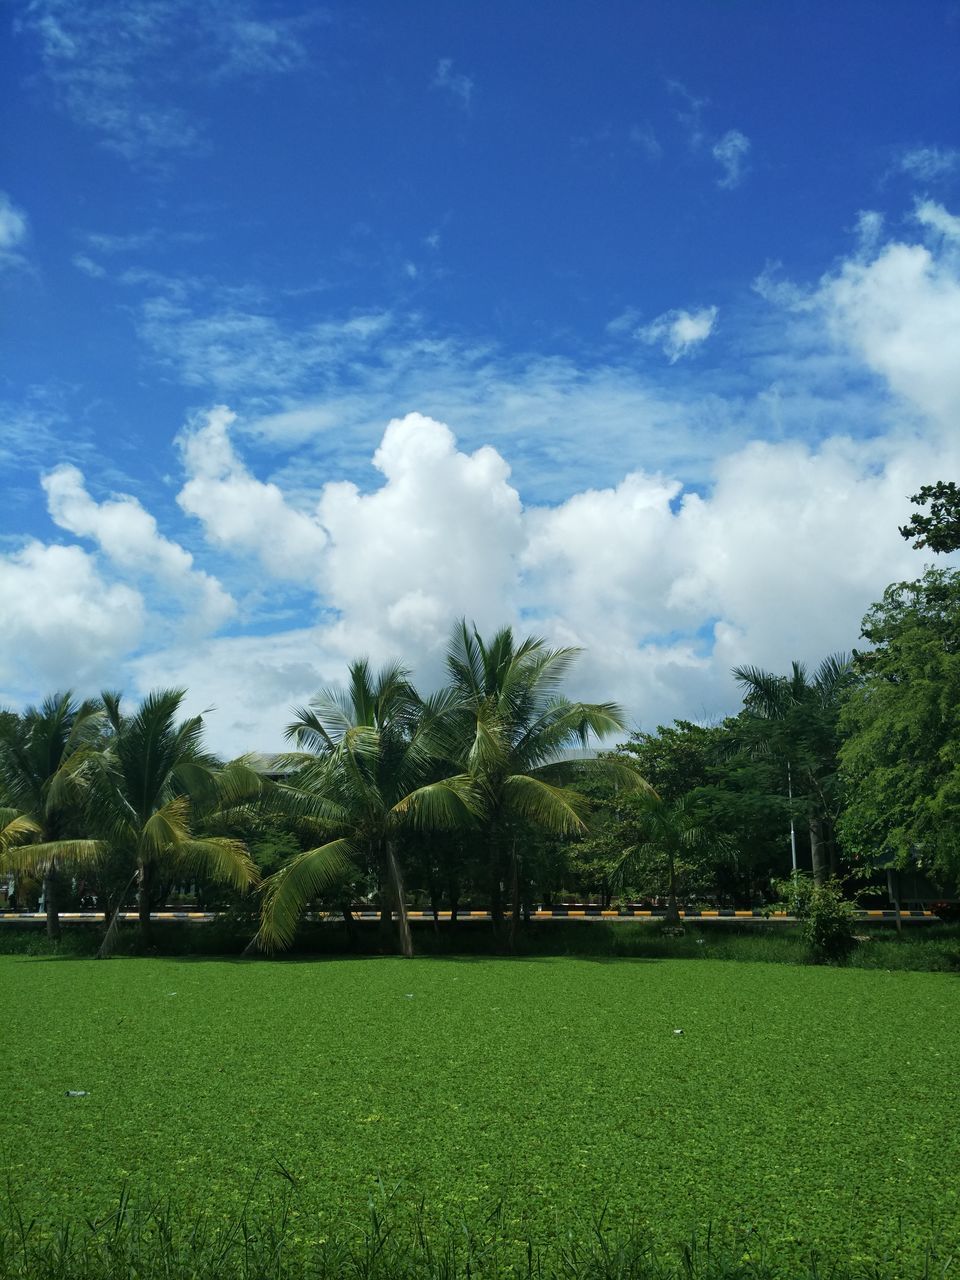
[0,907,940,924]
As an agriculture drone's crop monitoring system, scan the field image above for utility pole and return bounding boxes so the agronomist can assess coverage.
[787,762,798,875]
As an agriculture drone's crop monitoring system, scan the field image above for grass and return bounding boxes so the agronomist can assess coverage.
[4,916,960,973]
[2,955,959,1276]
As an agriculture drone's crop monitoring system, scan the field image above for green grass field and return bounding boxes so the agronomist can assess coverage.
[3,954,959,1275]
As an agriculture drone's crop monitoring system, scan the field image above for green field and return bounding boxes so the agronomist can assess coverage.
[4,954,959,1274]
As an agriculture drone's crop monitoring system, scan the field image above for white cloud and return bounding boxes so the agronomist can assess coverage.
[161,403,958,756]
[712,129,751,189]
[816,205,960,427]
[897,146,960,181]
[41,464,235,633]
[914,199,960,243]
[314,413,524,658]
[432,58,474,109]
[636,306,718,362]
[0,541,143,696]
[176,405,329,582]
[0,192,29,268]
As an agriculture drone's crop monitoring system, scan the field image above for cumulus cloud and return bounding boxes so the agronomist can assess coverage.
[41,464,235,633]
[315,413,523,657]
[816,202,960,426]
[432,58,474,109]
[712,129,751,189]
[176,405,328,582]
[160,404,957,756]
[636,306,718,362]
[0,541,143,696]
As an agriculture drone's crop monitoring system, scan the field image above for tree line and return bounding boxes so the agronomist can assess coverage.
[2,486,958,955]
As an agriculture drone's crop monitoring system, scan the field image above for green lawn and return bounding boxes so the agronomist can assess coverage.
[3,954,958,1273]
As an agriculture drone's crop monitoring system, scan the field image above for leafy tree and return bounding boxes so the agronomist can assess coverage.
[899,481,960,554]
[617,721,792,901]
[88,689,260,955]
[613,791,734,922]
[445,622,636,943]
[839,567,960,884]
[255,659,476,957]
[732,657,854,884]
[0,693,103,937]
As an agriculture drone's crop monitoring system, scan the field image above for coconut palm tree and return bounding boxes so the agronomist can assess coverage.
[0,693,104,938]
[732,656,854,884]
[253,659,477,957]
[87,689,260,957]
[613,790,734,922]
[444,622,640,943]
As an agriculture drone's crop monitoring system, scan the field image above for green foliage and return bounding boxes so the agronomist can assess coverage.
[733,657,854,884]
[839,568,960,883]
[616,721,790,900]
[3,955,958,1276]
[257,659,478,954]
[774,875,858,961]
[899,480,960,554]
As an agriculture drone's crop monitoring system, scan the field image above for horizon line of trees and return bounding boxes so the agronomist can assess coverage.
[2,485,959,956]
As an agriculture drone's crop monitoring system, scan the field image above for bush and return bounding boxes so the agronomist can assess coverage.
[774,875,857,962]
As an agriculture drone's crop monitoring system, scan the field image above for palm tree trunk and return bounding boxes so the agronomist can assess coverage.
[809,815,828,886]
[43,863,61,941]
[97,868,140,960]
[385,839,414,958]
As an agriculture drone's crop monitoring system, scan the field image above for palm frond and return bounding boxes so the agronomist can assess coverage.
[501,773,589,835]
[139,795,192,860]
[390,775,481,829]
[175,838,260,891]
[256,838,357,951]
[3,837,102,873]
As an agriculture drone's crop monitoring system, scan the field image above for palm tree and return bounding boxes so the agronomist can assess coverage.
[732,656,854,885]
[0,693,104,938]
[87,689,260,957]
[613,791,734,922]
[254,659,477,957]
[445,622,638,944]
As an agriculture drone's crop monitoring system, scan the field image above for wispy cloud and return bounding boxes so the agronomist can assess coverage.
[712,129,751,189]
[432,58,474,110]
[667,79,708,150]
[0,191,30,269]
[13,0,318,166]
[628,122,662,162]
[667,80,751,188]
[896,145,960,182]
[636,306,719,362]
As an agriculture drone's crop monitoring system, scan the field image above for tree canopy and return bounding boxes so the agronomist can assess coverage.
[899,481,960,554]
[839,567,960,884]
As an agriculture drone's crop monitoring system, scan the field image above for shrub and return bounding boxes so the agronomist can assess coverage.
[774,875,857,962]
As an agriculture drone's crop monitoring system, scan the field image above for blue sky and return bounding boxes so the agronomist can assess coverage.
[2,0,959,754]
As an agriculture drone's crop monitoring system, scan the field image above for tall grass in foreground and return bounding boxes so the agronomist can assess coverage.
[0,1189,951,1280]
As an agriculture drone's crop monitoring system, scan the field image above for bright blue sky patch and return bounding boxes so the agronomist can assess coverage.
[1,1,959,753]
